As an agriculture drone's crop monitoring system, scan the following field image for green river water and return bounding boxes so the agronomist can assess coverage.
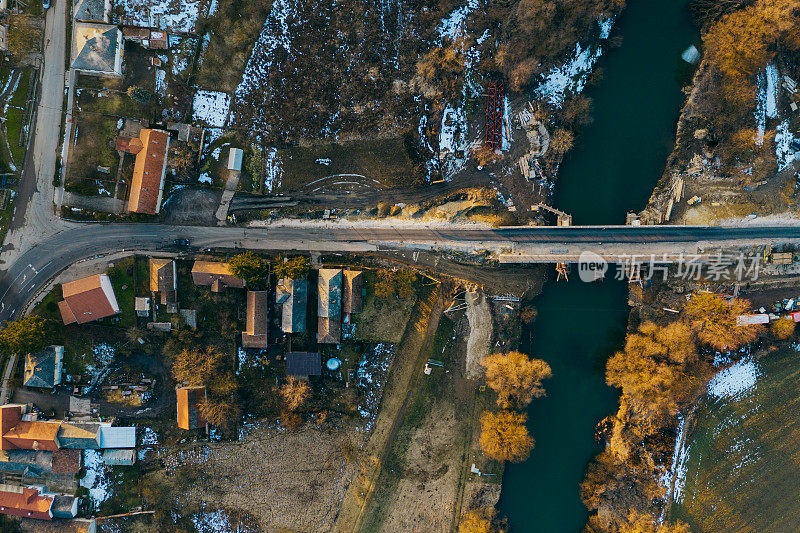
[498,1,698,531]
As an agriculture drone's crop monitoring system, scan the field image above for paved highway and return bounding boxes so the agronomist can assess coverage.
[0,222,798,323]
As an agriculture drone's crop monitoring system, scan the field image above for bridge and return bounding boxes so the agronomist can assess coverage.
[0,221,797,324]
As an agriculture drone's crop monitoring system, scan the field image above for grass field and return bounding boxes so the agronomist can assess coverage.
[671,346,800,531]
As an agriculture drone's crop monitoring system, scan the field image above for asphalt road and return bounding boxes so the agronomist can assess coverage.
[0,222,798,323]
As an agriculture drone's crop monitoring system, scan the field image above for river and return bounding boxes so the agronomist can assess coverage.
[498,1,698,531]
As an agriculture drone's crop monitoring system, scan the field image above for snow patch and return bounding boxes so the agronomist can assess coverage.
[437,0,479,42]
[775,119,797,171]
[264,147,282,193]
[708,357,758,399]
[193,90,231,127]
[198,172,213,184]
[81,450,111,506]
[534,16,615,108]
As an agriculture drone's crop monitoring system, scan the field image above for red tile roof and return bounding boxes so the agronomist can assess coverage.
[127,128,169,214]
[0,486,53,520]
[59,274,119,324]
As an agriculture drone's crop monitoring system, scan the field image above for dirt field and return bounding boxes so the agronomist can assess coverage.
[159,418,362,531]
[465,290,492,379]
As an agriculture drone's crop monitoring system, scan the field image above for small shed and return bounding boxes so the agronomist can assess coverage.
[102,448,136,465]
[23,346,64,389]
[286,352,322,378]
[135,296,150,317]
[228,147,244,172]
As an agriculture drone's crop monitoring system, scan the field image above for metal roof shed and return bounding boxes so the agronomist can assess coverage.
[97,426,136,448]
[228,148,244,171]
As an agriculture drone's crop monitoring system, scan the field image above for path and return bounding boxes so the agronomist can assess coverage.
[0,353,18,404]
[215,169,240,224]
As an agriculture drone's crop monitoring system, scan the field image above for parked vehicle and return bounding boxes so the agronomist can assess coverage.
[173,239,190,246]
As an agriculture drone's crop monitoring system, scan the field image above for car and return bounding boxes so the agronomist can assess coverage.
[173,239,190,246]
[43,0,49,8]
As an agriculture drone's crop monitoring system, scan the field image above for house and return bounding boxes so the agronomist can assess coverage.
[191,261,245,292]
[0,485,56,520]
[242,291,268,348]
[58,274,120,325]
[275,277,307,333]
[317,269,342,344]
[342,270,363,322]
[150,258,177,308]
[73,0,110,22]
[227,148,244,172]
[176,386,206,430]
[126,129,170,214]
[286,352,321,378]
[71,22,123,76]
[135,296,150,317]
[0,405,135,452]
[23,346,64,389]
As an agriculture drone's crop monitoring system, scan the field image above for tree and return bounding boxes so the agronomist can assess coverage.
[127,86,152,104]
[0,315,47,355]
[459,508,497,533]
[683,292,761,350]
[280,376,311,411]
[229,252,268,287]
[620,511,691,533]
[479,410,534,462]
[771,317,796,340]
[416,41,466,98]
[561,95,594,127]
[170,143,196,172]
[199,395,241,431]
[374,269,416,299]
[606,322,699,431]
[550,128,574,155]
[480,351,552,409]
[472,144,502,167]
[273,255,309,280]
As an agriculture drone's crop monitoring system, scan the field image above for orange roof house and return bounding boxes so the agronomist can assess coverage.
[242,291,268,348]
[58,274,120,325]
[191,261,245,292]
[127,128,170,214]
[177,386,206,430]
[0,485,54,520]
[0,406,59,452]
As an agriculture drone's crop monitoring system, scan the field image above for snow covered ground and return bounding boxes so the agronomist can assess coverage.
[193,90,231,127]
[81,450,112,507]
[355,343,395,432]
[232,0,297,116]
[534,16,616,108]
[263,147,282,193]
[113,0,207,32]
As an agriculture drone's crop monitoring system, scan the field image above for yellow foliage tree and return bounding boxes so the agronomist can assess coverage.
[620,510,690,533]
[280,377,311,411]
[480,351,552,409]
[479,410,534,462]
[606,322,698,431]
[683,292,761,350]
[458,508,496,533]
[771,317,796,340]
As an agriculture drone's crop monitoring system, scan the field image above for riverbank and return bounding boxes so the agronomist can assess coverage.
[640,3,800,227]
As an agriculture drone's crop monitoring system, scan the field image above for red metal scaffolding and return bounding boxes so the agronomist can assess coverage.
[485,80,504,150]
